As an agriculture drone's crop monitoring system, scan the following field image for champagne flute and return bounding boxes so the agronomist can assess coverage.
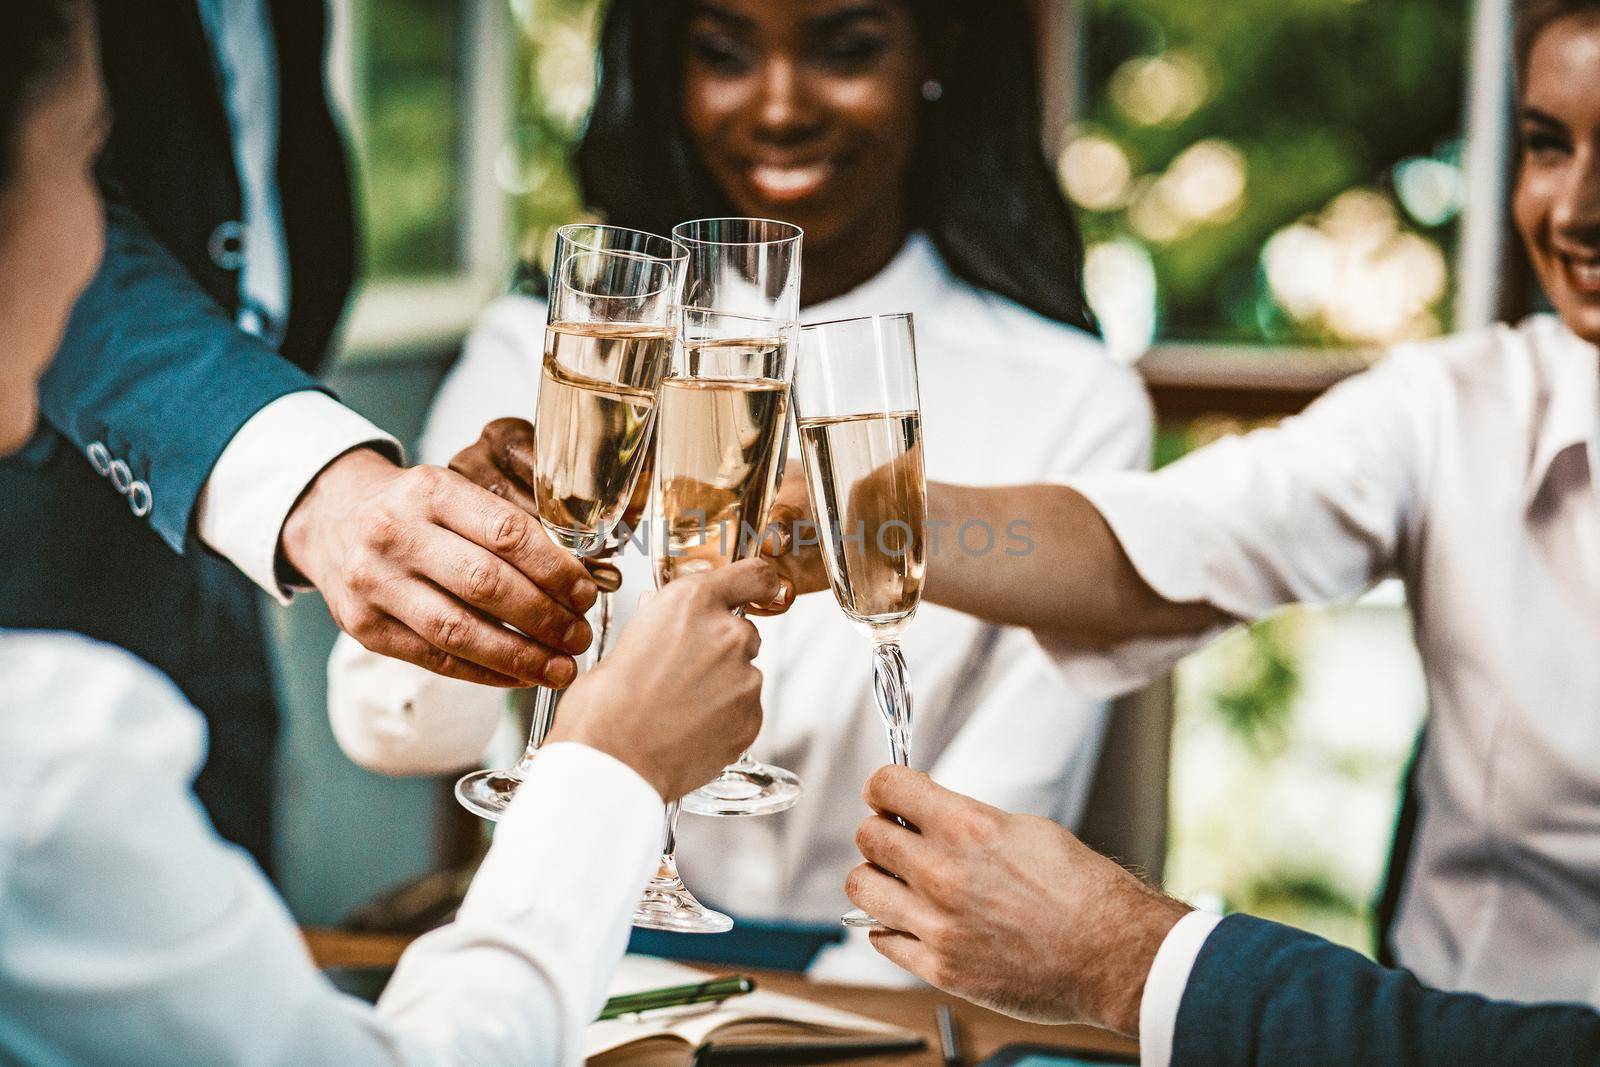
[671,217,806,818]
[592,456,653,662]
[631,307,797,932]
[454,224,684,821]
[792,313,927,927]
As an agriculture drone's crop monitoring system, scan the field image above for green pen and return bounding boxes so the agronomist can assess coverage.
[597,975,757,1021]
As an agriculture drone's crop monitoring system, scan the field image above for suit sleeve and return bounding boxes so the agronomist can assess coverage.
[37,198,326,553]
[1172,914,1600,1065]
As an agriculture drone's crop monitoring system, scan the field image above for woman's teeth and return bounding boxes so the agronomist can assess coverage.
[749,162,832,202]
[1571,256,1600,287]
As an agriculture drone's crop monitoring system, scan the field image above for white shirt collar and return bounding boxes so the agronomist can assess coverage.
[801,233,951,325]
[1526,315,1600,508]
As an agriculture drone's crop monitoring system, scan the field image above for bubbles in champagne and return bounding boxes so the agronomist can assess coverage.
[534,322,666,551]
[652,337,790,587]
[797,411,926,638]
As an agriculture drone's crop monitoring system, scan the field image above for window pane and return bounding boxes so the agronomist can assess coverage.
[1074,0,1470,356]
[506,1,601,268]
[353,0,466,279]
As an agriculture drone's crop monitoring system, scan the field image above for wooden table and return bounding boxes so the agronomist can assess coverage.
[304,928,1137,1065]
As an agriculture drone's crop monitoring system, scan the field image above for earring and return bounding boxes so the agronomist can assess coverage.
[921,78,943,102]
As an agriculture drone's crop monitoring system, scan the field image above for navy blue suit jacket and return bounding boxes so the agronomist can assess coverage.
[0,0,357,871]
[1172,914,1600,1065]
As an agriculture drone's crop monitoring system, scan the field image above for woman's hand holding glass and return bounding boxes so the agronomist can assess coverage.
[546,559,779,802]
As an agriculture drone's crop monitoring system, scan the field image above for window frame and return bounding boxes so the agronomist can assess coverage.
[327,0,514,365]
[1038,0,1515,420]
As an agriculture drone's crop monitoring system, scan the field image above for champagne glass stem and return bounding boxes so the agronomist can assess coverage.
[843,640,916,927]
[508,684,560,776]
[844,643,921,927]
[594,588,615,661]
[663,799,680,858]
[632,801,731,931]
[871,639,913,768]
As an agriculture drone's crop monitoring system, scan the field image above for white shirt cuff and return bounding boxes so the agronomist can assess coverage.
[1029,472,1234,700]
[1139,909,1224,1067]
[326,632,507,775]
[194,391,401,603]
[377,742,662,1063]
[467,742,663,925]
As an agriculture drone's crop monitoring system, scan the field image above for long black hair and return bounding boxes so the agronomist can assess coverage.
[575,0,1098,334]
[0,0,86,187]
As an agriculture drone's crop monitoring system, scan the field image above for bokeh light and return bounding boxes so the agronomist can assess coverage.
[1085,239,1159,362]
[1165,139,1247,224]
[1109,50,1211,127]
[1059,132,1135,212]
[1394,156,1463,228]
[535,19,598,133]
[1262,189,1448,345]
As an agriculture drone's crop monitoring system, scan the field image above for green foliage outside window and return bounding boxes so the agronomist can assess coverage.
[1076,0,1469,355]
[352,0,466,280]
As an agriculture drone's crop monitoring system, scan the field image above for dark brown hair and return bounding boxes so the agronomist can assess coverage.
[0,0,87,187]
[1515,0,1600,82]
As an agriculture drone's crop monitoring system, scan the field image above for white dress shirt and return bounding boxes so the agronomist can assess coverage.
[196,0,290,342]
[0,630,660,1066]
[1049,315,1600,1065]
[327,233,1153,982]
[187,0,395,600]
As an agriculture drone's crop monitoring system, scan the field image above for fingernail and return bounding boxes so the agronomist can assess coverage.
[753,579,792,612]
[570,576,599,610]
[590,564,622,593]
[545,656,576,688]
[564,618,592,650]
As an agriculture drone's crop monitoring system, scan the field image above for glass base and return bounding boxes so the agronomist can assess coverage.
[841,908,882,928]
[454,769,523,822]
[680,760,802,817]
[633,861,733,933]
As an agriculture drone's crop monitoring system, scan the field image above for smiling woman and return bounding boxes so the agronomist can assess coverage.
[1514,2,1600,345]
[578,0,1096,326]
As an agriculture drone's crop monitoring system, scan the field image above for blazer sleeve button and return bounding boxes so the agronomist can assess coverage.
[209,220,248,271]
[128,480,153,518]
[87,441,112,475]
[109,459,132,494]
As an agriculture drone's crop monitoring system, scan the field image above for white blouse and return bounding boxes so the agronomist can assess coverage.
[1050,314,1600,1011]
[327,233,1152,981]
[0,632,661,1065]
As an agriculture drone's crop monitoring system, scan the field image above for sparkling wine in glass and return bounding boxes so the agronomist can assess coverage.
[454,224,683,821]
[670,217,806,819]
[793,313,927,928]
[631,308,797,933]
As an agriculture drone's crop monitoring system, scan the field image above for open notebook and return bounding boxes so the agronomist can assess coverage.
[587,955,924,1065]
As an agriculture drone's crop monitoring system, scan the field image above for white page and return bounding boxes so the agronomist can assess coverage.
[585,956,912,1058]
